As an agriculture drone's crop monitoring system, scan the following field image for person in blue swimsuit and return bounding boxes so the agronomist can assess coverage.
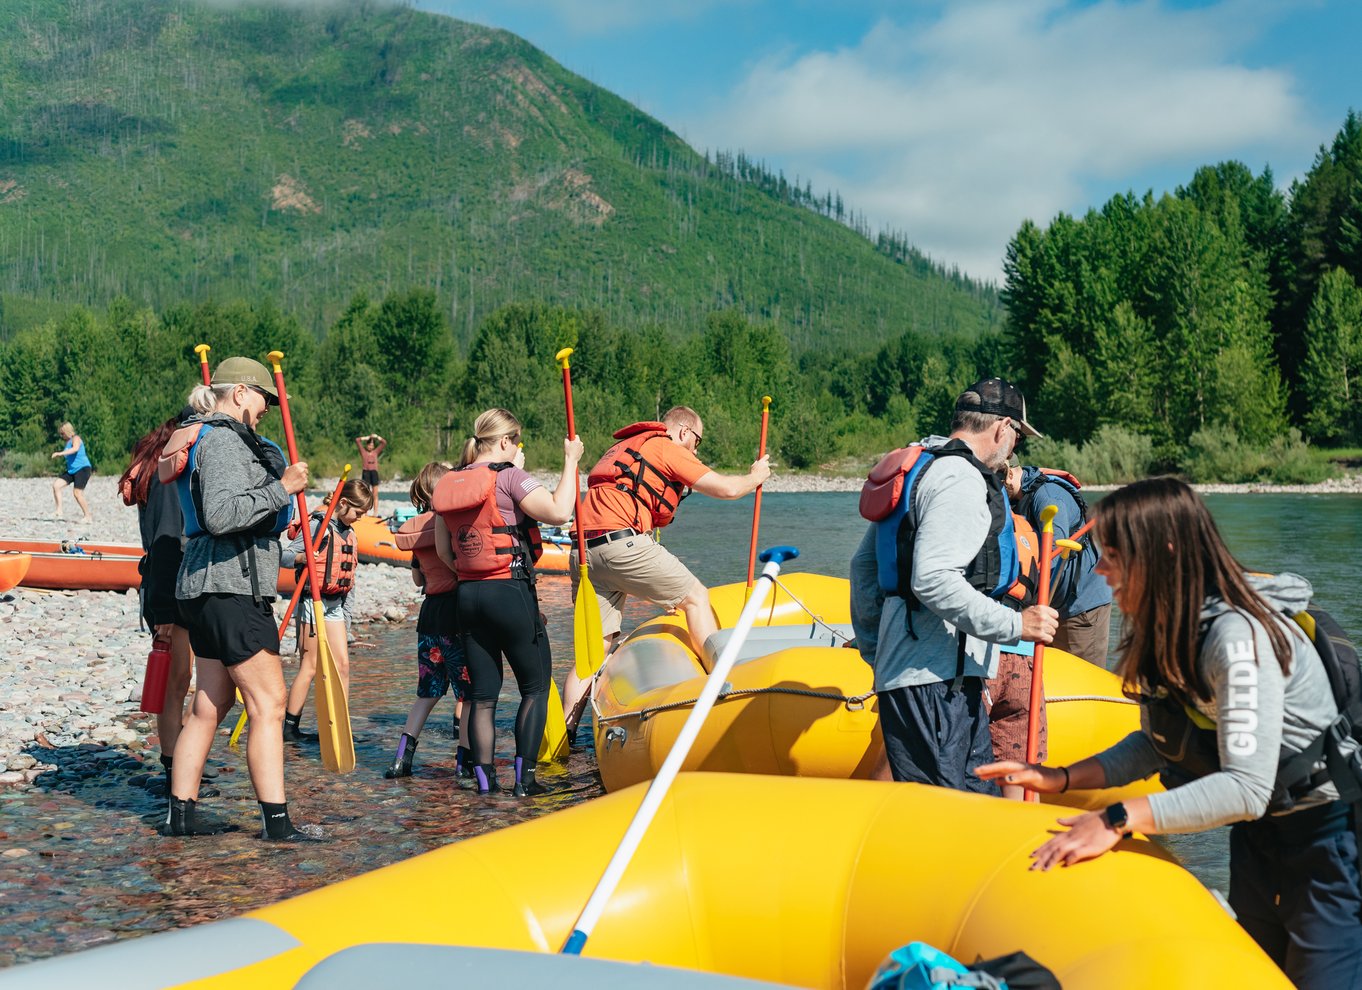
[51,422,93,523]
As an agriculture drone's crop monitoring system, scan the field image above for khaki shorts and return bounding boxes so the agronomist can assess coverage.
[570,533,698,637]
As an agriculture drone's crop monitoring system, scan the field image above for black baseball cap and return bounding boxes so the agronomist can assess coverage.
[955,377,1043,438]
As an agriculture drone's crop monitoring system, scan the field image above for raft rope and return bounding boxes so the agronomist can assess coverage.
[768,576,854,643]
[597,689,1136,725]
[595,684,877,724]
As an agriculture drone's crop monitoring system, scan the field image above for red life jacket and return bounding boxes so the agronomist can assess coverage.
[585,421,689,530]
[289,512,358,596]
[431,463,543,581]
[394,511,457,596]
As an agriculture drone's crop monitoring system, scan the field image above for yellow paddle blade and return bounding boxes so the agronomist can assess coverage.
[312,604,356,773]
[574,564,605,679]
[228,708,248,749]
[539,680,570,764]
[227,689,247,749]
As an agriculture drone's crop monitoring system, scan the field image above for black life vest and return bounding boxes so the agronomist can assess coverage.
[586,422,689,530]
[1145,604,1362,814]
[860,439,1023,608]
[159,419,292,540]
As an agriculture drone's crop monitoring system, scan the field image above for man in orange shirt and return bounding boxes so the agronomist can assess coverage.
[562,406,770,732]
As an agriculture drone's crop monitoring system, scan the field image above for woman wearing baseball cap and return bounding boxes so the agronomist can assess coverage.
[161,356,322,842]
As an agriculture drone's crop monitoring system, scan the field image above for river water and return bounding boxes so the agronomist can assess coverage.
[0,491,1357,968]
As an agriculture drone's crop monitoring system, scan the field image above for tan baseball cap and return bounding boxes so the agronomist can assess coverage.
[211,357,279,404]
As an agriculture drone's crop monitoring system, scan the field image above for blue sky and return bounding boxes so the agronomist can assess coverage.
[411,0,1362,283]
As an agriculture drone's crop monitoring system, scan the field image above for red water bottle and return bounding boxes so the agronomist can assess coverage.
[140,636,171,714]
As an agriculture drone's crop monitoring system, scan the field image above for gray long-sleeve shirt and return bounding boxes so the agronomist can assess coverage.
[175,414,293,601]
[850,436,1023,691]
[1094,573,1350,833]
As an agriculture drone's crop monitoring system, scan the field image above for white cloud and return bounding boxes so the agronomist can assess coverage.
[684,0,1314,282]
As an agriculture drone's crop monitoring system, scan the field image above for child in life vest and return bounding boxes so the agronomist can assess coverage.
[282,479,373,742]
[383,462,472,779]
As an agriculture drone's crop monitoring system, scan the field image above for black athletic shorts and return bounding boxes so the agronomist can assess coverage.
[362,468,380,489]
[179,593,280,666]
[140,549,186,629]
[60,467,92,489]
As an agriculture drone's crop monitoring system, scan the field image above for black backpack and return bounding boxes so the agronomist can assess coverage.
[1274,607,1362,807]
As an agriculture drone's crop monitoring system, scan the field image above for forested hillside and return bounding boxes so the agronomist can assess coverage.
[0,0,997,349]
[1001,113,1362,480]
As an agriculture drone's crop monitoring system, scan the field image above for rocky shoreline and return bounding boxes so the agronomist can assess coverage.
[0,476,420,783]
[341,471,1362,496]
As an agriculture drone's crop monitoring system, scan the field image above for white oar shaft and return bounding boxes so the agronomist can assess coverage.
[561,555,787,955]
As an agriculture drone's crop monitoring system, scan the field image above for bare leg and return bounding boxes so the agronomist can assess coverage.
[870,741,892,781]
[563,631,619,732]
[230,649,288,804]
[286,622,319,717]
[157,625,194,759]
[170,658,235,800]
[51,478,64,516]
[679,580,718,662]
[323,619,350,695]
[72,488,92,522]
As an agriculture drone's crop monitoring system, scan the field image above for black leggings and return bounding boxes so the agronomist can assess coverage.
[455,579,551,764]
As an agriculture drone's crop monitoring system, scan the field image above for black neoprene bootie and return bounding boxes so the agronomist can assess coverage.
[455,745,474,779]
[260,801,326,843]
[383,733,418,779]
[283,711,319,743]
[160,797,236,837]
[512,756,547,798]
[473,763,501,796]
[150,754,219,801]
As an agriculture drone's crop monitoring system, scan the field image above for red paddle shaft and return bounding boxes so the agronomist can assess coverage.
[279,471,350,636]
[745,396,772,588]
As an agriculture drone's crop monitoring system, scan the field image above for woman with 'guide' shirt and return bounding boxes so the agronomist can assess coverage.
[432,408,582,797]
[979,477,1362,989]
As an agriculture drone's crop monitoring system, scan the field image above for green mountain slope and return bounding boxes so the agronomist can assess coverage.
[0,0,998,348]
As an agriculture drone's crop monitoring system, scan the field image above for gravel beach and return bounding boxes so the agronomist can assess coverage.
[0,476,421,784]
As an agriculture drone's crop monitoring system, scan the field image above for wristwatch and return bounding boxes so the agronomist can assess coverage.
[1102,802,1129,833]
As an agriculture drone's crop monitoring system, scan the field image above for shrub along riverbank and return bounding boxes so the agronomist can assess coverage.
[0,290,1357,487]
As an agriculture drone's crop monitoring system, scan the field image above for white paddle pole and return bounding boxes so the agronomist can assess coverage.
[560,545,800,956]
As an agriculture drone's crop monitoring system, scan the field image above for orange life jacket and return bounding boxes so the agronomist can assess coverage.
[119,463,142,507]
[394,511,457,596]
[431,463,543,581]
[585,422,689,530]
[289,512,358,597]
[1007,510,1040,608]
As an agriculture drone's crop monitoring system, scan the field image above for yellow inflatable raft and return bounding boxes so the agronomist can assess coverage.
[1,774,1286,988]
[593,573,1158,811]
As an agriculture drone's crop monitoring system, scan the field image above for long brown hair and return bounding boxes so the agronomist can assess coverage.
[119,417,180,506]
[1097,476,1291,702]
[323,479,375,513]
[409,461,451,512]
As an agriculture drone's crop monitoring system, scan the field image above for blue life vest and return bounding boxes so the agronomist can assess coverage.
[172,421,292,539]
[861,440,1020,608]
